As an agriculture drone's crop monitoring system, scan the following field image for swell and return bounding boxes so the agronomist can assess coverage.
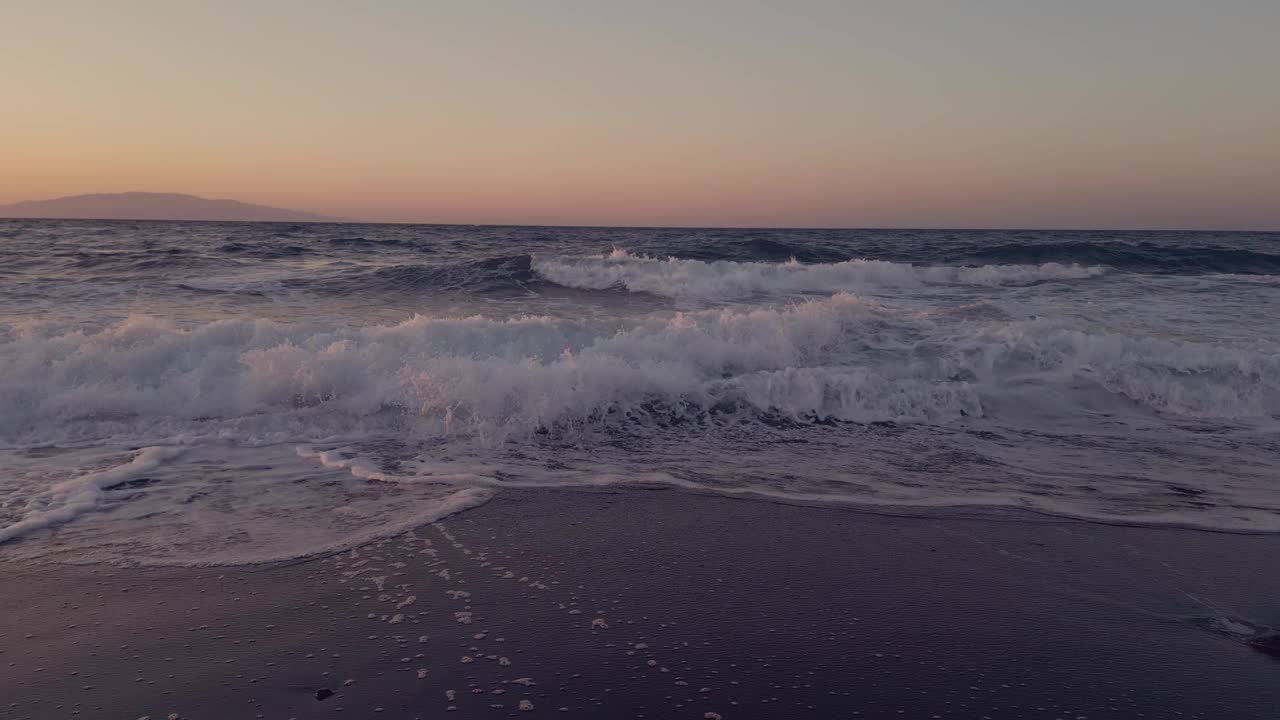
[531,249,1105,300]
[595,236,1280,276]
[956,241,1280,275]
[296,254,536,296]
[326,235,437,252]
[13,235,1276,304]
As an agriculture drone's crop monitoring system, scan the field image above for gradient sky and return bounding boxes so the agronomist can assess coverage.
[3,0,1278,229]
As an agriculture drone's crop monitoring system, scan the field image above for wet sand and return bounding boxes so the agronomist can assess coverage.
[2,487,1278,719]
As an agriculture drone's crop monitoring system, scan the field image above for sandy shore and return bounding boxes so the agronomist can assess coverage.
[3,488,1278,719]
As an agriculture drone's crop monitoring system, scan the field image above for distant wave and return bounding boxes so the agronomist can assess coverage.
[219,241,311,258]
[532,249,1104,300]
[298,255,535,296]
[734,237,849,263]
[326,235,436,252]
[567,236,1280,277]
[18,236,1280,306]
[958,241,1280,275]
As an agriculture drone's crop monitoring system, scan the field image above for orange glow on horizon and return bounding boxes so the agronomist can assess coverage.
[3,2,1278,230]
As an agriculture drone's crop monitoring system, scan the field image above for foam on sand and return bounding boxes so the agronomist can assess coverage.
[0,443,495,565]
[0,446,182,543]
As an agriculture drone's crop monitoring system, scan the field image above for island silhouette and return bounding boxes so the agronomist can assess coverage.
[0,192,344,222]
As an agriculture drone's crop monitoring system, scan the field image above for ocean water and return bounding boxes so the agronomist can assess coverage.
[1,220,1278,565]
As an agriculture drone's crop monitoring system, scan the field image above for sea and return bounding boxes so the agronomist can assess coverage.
[1,220,1277,565]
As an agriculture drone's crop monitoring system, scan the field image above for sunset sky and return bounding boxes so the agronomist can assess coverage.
[3,0,1278,229]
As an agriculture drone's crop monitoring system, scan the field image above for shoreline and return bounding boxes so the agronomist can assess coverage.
[4,487,1279,719]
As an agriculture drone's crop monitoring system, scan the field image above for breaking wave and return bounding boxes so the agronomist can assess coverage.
[2,294,1274,451]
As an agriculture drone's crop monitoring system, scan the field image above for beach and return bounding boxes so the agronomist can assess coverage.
[4,488,1277,719]
[8,2,1280,716]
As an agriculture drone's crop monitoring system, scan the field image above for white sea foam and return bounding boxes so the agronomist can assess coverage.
[0,295,966,446]
[1,293,1272,454]
[0,442,495,564]
[531,249,1106,300]
[0,446,182,543]
[945,323,1280,418]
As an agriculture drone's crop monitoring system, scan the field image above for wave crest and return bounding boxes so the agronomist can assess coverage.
[3,293,1274,450]
[532,249,1105,300]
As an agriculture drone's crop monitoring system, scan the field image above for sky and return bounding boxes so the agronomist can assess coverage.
[2,0,1278,229]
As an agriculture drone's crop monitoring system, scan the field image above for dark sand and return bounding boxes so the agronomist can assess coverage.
[2,488,1278,719]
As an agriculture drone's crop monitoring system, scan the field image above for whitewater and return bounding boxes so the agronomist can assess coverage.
[2,220,1278,565]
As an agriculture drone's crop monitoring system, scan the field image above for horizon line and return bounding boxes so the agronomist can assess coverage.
[0,214,1276,234]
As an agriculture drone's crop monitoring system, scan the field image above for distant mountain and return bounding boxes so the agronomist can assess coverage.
[0,192,345,222]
